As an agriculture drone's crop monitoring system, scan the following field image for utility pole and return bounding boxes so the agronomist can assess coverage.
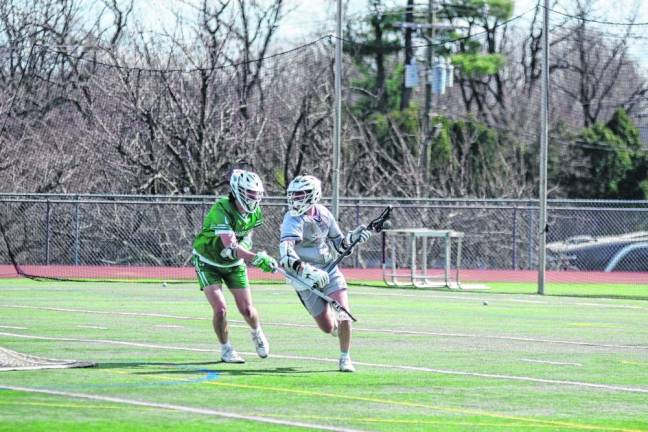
[538,0,549,295]
[394,2,459,182]
[400,0,415,110]
[422,0,437,182]
[332,0,342,219]
[419,2,455,181]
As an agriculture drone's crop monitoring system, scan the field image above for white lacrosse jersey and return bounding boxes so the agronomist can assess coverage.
[280,204,344,267]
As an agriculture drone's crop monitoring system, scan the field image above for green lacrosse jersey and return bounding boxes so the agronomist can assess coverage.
[192,195,264,268]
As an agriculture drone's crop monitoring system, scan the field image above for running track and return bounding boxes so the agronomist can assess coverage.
[1,264,647,284]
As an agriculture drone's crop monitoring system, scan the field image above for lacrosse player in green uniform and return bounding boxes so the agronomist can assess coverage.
[192,169,277,363]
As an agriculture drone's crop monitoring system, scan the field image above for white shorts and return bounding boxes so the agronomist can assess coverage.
[292,266,347,317]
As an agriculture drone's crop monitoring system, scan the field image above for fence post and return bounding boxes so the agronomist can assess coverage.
[74,196,80,266]
[354,200,360,268]
[512,206,518,270]
[528,207,534,269]
[45,200,51,265]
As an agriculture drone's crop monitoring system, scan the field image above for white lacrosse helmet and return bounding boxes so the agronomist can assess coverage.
[287,175,322,216]
[230,169,264,214]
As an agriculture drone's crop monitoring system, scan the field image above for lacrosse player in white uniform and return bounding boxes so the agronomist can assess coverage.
[279,175,371,372]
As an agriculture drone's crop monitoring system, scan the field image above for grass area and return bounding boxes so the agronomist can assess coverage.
[1,278,648,431]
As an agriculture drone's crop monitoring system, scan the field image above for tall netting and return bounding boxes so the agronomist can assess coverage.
[543,6,648,290]
[0,1,646,294]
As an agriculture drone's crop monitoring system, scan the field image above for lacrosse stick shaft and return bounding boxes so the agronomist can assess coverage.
[274,267,357,322]
[325,236,362,272]
[325,206,393,273]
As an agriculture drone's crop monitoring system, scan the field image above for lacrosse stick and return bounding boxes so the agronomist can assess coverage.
[324,206,393,272]
[274,266,357,322]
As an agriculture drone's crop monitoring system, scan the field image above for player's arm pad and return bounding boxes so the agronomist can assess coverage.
[329,234,347,254]
[279,239,302,272]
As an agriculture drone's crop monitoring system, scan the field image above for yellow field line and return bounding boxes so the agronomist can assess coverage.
[267,413,583,429]
[206,381,643,432]
[568,323,620,328]
[621,360,648,366]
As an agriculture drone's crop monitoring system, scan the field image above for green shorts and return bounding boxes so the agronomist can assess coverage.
[192,256,249,290]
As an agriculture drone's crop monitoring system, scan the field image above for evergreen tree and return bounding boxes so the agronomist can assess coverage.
[554,109,648,198]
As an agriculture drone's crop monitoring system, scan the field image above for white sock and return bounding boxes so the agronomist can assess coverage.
[252,326,262,335]
[340,351,350,359]
[221,341,232,353]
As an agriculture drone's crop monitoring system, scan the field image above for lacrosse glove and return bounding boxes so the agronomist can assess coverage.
[252,251,278,273]
[346,225,371,245]
[300,263,330,290]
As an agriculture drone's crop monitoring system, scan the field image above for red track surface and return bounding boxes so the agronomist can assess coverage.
[1,264,647,284]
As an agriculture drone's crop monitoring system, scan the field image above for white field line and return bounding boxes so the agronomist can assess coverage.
[153,325,185,329]
[0,325,27,330]
[250,285,648,310]
[519,358,583,367]
[348,290,648,311]
[347,328,648,350]
[2,304,646,351]
[48,283,648,311]
[0,304,203,321]
[2,331,648,395]
[0,384,362,432]
[0,364,95,372]
[76,325,107,330]
[572,302,648,311]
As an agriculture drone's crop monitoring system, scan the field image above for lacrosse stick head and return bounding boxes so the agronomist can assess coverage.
[367,206,393,233]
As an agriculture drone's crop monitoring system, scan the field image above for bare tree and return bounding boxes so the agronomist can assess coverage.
[549,0,648,128]
[0,0,133,193]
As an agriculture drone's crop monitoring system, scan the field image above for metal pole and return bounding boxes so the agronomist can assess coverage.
[354,200,360,268]
[45,200,51,265]
[512,206,517,270]
[331,0,343,219]
[74,196,80,266]
[410,233,417,286]
[537,0,549,295]
[422,0,436,181]
[444,232,450,287]
[528,208,534,270]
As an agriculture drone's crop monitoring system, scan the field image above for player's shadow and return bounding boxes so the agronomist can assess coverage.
[95,362,334,376]
[96,361,218,369]
[130,366,330,376]
[213,367,335,376]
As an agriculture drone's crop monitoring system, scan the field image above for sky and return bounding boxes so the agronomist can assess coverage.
[136,0,648,68]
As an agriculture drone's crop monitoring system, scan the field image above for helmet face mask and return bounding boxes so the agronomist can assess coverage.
[287,176,321,216]
[230,169,264,214]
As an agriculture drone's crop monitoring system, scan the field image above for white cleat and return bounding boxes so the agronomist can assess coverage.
[221,348,245,364]
[251,329,269,358]
[339,356,355,373]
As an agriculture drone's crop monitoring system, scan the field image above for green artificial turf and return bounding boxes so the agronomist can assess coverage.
[1,279,647,431]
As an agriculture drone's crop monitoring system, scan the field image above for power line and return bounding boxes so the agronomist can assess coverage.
[336,6,537,50]
[546,7,648,26]
[15,36,330,74]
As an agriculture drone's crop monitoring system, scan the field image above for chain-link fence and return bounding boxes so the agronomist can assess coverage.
[2,194,647,282]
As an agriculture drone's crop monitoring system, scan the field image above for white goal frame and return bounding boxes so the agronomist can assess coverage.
[382,228,464,289]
